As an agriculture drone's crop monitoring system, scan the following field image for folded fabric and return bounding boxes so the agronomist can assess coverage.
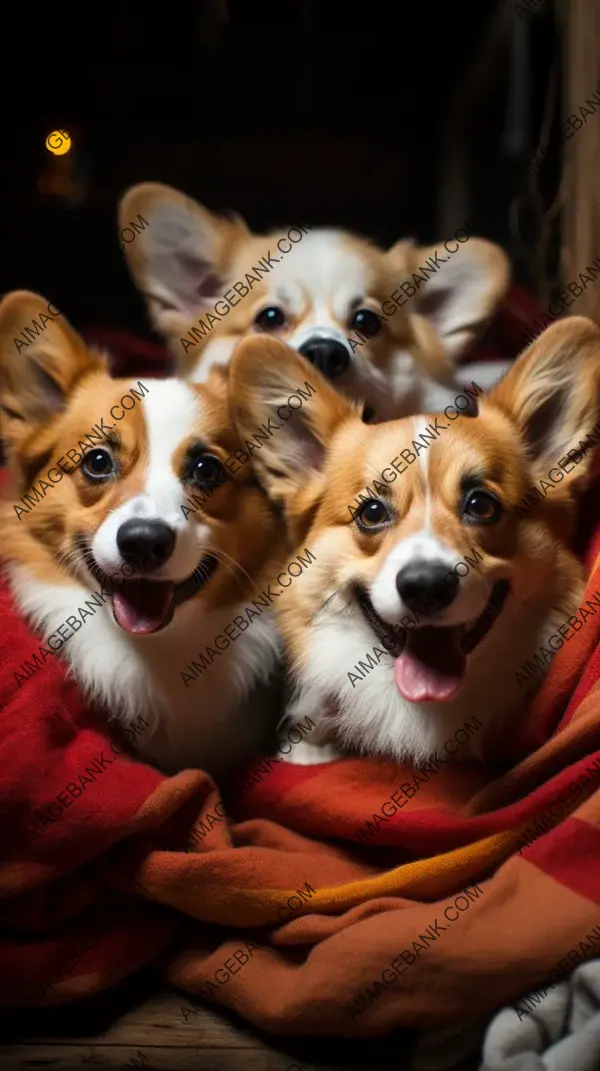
[3,528,600,1036]
[481,959,600,1071]
[3,290,600,1043]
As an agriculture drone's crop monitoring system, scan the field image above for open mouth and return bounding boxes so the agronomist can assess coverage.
[353,580,511,703]
[79,540,218,636]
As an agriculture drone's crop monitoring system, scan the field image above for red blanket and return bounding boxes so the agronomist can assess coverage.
[4,291,600,1037]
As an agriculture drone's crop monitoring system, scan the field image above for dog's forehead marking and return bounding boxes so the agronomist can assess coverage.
[139,379,201,519]
[415,416,431,530]
[386,416,455,567]
[369,417,458,604]
[272,230,367,318]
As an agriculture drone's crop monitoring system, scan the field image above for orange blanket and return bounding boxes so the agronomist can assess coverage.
[3,528,600,1036]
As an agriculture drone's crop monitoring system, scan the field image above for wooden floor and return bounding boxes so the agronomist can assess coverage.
[0,985,483,1070]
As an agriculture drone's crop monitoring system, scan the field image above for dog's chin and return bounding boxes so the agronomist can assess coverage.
[353,580,511,704]
[78,540,219,636]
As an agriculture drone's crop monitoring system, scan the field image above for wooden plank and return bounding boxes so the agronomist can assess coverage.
[0,1038,482,1071]
[0,990,422,1070]
[561,0,600,323]
[0,1046,321,1070]
[14,991,266,1048]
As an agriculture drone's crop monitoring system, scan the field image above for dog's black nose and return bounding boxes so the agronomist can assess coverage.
[117,519,176,573]
[395,561,457,616]
[298,338,350,379]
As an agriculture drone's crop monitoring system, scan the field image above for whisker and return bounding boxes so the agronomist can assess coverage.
[56,543,87,575]
[195,550,243,589]
[309,587,340,624]
[201,543,258,594]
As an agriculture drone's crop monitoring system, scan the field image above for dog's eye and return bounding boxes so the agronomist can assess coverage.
[354,498,390,530]
[81,449,115,481]
[350,308,382,337]
[255,306,286,331]
[462,489,502,524]
[189,454,227,490]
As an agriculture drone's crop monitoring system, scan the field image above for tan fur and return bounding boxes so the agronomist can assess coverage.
[0,292,286,775]
[228,318,600,762]
[0,296,277,609]
[119,183,510,416]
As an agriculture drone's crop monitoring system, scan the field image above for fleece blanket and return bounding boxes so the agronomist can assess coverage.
[3,528,600,1036]
[3,290,600,1042]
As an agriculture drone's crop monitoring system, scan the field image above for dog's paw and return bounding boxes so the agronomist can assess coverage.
[280,739,343,765]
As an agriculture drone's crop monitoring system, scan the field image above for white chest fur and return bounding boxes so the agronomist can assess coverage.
[8,565,281,776]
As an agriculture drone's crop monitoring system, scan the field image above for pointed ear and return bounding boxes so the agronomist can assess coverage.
[485,316,600,484]
[228,337,358,507]
[118,183,249,341]
[387,236,510,363]
[0,291,104,453]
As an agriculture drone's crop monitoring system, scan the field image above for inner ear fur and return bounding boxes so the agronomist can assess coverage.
[387,235,510,368]
[485,316,600,483]
[0,290,104,454]
[118,182,249,346]
[228,336,357,506]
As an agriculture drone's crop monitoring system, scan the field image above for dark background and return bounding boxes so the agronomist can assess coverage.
[1,0,559,343]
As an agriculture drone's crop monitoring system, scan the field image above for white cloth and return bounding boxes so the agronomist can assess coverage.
[480,960,600,1071]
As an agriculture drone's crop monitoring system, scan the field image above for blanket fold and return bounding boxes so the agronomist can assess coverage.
[3,299,600,1041]
[3,535,600,1035]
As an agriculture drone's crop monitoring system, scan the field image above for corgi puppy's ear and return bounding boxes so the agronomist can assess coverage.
[0,291,104,456]
[387,236,510,364]
[484,316,600,487]
[118,182,249,340]
[229,336,358,511]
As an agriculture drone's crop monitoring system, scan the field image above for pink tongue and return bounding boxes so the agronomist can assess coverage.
[112,582,175,635]
[394,627,466,702]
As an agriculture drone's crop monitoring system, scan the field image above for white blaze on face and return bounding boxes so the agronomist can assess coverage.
[92,379,210,581]
[369,420,458,623]
[270,231,367,354]
[262,230,421,416]
[366,417,493,704]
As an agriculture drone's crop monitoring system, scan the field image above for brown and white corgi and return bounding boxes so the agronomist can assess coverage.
[118,182,510,421]
[0,291,285,777]
[227,317,600,765]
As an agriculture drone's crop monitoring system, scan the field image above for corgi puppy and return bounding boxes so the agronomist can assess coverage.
[0,291,285,777]
[227,317,600,765]
[118,182,510,421]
